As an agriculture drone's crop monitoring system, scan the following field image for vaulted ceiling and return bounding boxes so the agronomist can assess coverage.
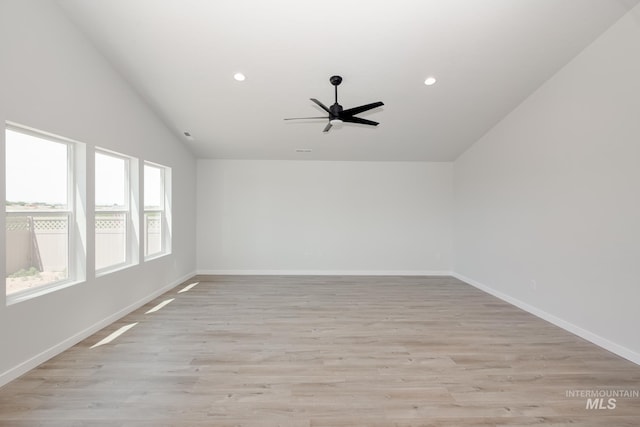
[58,0,639,161]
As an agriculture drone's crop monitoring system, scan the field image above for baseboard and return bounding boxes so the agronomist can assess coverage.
[0,270,197,388]
[452,272,640,366]
[197,269,452,276]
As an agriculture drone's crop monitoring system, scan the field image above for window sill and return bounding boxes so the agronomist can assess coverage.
[6,278,85,306]
[144,251,171,262]
[96,262,137,278]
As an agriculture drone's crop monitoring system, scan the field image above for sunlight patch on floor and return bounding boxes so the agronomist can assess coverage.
[91,322,138,349]
[178,282,199,293]
[145,298,175,314]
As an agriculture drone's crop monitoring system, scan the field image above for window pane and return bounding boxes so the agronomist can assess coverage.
[95,151,129,272]
[96,152,126,209]
[144,212,162,256]
[5,129,68,210]
[6,215,69,296]
[6,127,71,296]
[95,212,127,270]
[144,165,163,209]
[143,162,169,259]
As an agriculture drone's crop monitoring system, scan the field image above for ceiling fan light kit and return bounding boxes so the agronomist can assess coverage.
[284,75,384,132]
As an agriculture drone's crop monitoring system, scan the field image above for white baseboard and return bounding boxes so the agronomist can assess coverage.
[197,269,452,276]
[452,272,640,366]
[0,270,197,388]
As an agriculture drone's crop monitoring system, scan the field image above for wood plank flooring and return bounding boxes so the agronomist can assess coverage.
[1,275,639,426]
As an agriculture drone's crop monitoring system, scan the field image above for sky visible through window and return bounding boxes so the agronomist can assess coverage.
[144,165,162,209]
[5,129,68,207]
[96,152,126,208]
[6,128,163,210]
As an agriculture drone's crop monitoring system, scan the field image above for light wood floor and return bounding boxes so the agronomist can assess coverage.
[1,275,639,426]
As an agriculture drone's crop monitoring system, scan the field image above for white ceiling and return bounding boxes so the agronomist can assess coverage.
[57,0,638,161]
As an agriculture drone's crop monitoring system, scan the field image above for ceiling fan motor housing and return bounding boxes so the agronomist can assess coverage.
[330,103,343,118]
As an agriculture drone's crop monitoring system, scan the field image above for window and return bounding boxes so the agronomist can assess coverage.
[5,126,80,299]
[95,150,137,273]
[144,162,170,258]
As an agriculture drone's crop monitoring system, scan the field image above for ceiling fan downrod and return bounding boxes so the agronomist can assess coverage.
[330,75,342,105]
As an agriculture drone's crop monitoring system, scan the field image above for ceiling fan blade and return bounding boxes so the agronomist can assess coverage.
[341,101,384,117]
[310,98,331,114]
[323,122,332,132]
[342,116,379,126]
[284,116,328,120]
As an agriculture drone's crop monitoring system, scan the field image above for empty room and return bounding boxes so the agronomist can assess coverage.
[1,0,639,425]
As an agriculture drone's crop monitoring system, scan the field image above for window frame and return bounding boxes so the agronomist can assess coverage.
[94,148,137,276]
[5,123,82,304]
[143,161,171,260]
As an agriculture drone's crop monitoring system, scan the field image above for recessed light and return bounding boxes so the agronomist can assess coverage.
[424,76,437,86]
[233,72,246,81]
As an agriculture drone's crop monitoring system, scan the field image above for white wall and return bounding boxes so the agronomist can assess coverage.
[198,160,453,274]
[453,5,640,363]
[0,0,197,385]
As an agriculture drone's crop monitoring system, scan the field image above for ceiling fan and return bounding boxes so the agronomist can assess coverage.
[284,75,384,132]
